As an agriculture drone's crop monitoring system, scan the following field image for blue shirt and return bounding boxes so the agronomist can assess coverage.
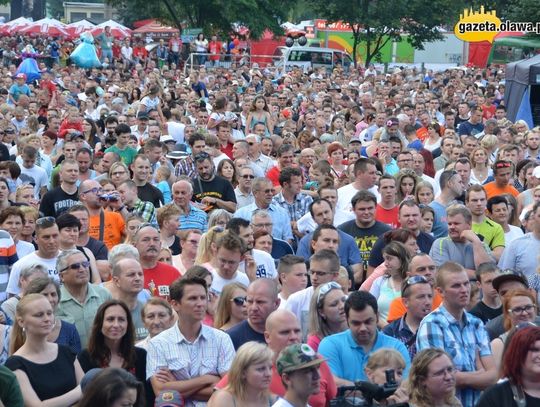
[416,305,492,407]
[498,232,540,278]
[296,229,361,268]
[234,203,293,241]
[318,329,411,382]
[429,200,449,238]
[178,204,208,232]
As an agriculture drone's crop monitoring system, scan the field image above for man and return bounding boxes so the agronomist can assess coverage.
[377,140,399,175]
[117,179,157,224]
[246,133,275,175]
[416,261,497,407]
[272,167,313,242]
[234,177,293,243]
[250,210,294,259]
[131,154,164,208]
[412,151,438,193]
[483,160,520,199]
[76,147,96,182]
[234,166,255,209]
[430,170,465,238]
[210,231,250,294]
[458,105,485,138]
[455,102,471,129]
[297,200,362,280]
[469,262,502,324]
[39,159,79,218]
[105,123,138,166]
[232,139,264,177]
[79,179,125,250]
[192,152,237,213]
[146,276,235,406]
[226,278,280,349]
[465,184,505,261]
[375,175,399,228]
[487,195,524,245]
[368,200,435,275]
[455,157,473,190]
[56,249,112,347]
[336,158,380,213]
[111,257,147,340]
[6,217,60,297]
[277,255,308,307]
[285,250,341,338]
[95,151,120,181]
[266,144,295,188]
[319,291,410,386]
[130,111,149,141]
[338,191,391,280]
[275,343,326,407]
[499,201,540,280]
[524,128,540,160]
[227,218,277,280]
[383,275,433,359]
[174,133,206,179]
[171,180,208,232]
[430,204,493,279]
[133,224,179,298]
[19,145,48,199]
[434,137,456,171]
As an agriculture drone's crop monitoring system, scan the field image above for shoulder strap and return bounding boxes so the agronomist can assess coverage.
[510,382,527,407]
[98,209,105,242]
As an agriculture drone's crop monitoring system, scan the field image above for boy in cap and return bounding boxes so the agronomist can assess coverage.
[273,343,325,407]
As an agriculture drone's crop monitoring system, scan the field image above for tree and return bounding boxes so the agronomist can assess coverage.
[312,0,464,67]
[105,0,293,38]
[505,0,540,25]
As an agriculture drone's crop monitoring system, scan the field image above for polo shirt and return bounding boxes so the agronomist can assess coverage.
[296,229,361,269]
[472,218,505,251]
[226,320,265,350]
[56,283,112,347]
[318,329,410,382]
[499,232,540,278]
[178,204,208,232]
[234,202,293,241]
[0,231,17,302]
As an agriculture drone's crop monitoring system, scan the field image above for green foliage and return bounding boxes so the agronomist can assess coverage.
[505,0,540,24]
[313,0,464,67]
[105,0,293,38]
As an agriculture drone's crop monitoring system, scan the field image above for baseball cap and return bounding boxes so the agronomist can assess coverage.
[492,269,529,292]
[349,137,362,144]
[137,111,149,120]
[160,135,175,143]
[154,390,184,407]
[68,132,85,141]
[15,73,26,80]
[276,343,325,375]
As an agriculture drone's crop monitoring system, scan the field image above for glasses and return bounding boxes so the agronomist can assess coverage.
[402,275,429,294]
[81,187,103,195]
[317,281,341,305]
[60,261,90,273]
[247,142,255,145]
[241,175,255,179]
[430,366,457,378]
[231,296,247,306]
[36,216,55,226]
[508,304,536,315]
[252,222,272,229]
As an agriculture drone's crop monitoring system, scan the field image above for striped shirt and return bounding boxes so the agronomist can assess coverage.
[147,323,235,407]
[272,192,313,223]
[174,156,197,179]
[178,204,208,232]
[0,230,18,303]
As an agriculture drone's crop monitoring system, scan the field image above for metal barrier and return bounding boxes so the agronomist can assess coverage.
[183,52,284,76]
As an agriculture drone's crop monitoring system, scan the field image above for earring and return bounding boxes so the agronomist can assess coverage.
[22,327,26,333]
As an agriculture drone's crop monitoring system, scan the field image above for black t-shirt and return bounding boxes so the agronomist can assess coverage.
[368,231,435,268]
[469,301,502,324]
[477,380,540,407]
[85,237,108,261]
[226,320,265,350]
[193,175,237,212]
[338,220,391,269]
[0,143,9,162]
[39,186,79,217]
[137,183,164,208]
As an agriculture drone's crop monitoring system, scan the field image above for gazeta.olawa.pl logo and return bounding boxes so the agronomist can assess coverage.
[454,6,540,43]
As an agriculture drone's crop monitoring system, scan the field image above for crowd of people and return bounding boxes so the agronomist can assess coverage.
[0,27,540,407]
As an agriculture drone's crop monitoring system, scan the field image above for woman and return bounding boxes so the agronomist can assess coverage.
[194,226,227,273]
[254,229,273,254]
[329,115,347,145]
[78,367,145,407]
[370,241,411,326]
[82,118,102,153]
[0,177,10,211]
[408,348,461,407]
[124,214,145,244]
[307,281,348,351]
[16,184,39,210]
[136,297,175,350]
[6,293,83,405]
[415,181,435,206]
[18,205,39,245]
[172,229,202,275]
[158,247,173,265]
[194,33,209,66]
[396,169,419,202]
[40,130,61,165]
[217,158,238,187]
[296,130,314,152]
[491,289,537,372]
[423,123,442,152]
[469,146,493,185]
[477,325,540,406]
[109,161,130,188]
[208,209,233,229]
[365,348,405,387]
[214,282,248,331]
[327,142,347,178]
[208,341,275,407]
[77,299,151,404]
[0,206,35,259]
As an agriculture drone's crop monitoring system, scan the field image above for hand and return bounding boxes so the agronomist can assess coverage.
[244,253,257,281]
[158,155,168,165]
[460,230,481,244]
[154,368,176,383]
[201,196,217,206]
[385,385,409,405]
[106,192,124,210]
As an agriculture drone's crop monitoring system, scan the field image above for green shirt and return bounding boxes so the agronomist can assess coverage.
[56,283,112,348]
[472,218,506,251]
[105,144,138,166]
[0,365,24,407]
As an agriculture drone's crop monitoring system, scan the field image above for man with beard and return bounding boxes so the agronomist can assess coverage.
[134,224,180,299]
[192,152,237,213]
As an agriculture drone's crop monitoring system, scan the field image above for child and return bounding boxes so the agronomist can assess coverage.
[155,166,172,204]
[58,106,84,139]
[468,263,502,323]
[420,206,434,235]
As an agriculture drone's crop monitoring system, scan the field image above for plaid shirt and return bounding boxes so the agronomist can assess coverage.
[382,314,417,359]
[174,156,196,179]
[272,192,313,223]
[416,305,492,407]
[131,199,156,224]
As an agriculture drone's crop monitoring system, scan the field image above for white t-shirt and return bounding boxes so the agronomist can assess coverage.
[16,240,35,259]
[505,225,524,246]
[238,249,277,279]
[213,153,230,167]
[210,270,250,295]
[296,210,354,234]
[7,252,59,296]
[167,121,185,144]
[337,183,380,214]
[284,286,314,340]
[20,165,49,199]
[272,397,311,407]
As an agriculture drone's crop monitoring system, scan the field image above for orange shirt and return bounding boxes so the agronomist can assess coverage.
[416,127,429,142]
[88,210,125,250]
[483,182,520,200]
[387,291,443,322]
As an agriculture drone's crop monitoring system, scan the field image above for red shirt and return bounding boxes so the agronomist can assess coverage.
[375,204,400,229]
[208,41,222,61]
[266,166,281,187]
[220,142,234,159]
[144,262,181,298]
[416,126,429,142]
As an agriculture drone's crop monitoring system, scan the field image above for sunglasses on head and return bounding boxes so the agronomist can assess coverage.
[36,216,56,226]
[231,296,247,306]
[401,275,429,294]
[316,281,342,305]
[194,152,210,162]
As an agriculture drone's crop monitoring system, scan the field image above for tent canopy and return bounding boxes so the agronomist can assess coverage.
[505,54,540,124]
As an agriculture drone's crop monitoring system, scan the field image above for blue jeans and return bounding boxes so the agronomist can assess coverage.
[101,49,113,63]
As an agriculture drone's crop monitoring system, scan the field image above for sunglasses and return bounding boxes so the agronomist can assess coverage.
[401,275,429,294]
[494,161,512,169]
[81,187,103,195]
[241,174,255,179]
[36,216,56,226]
[60,261,90,273]
[194,152,210,162]
[231,296,247,306]
[316,281,342,305]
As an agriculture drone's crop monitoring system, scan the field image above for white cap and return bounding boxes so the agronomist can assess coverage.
[160,135,175,143]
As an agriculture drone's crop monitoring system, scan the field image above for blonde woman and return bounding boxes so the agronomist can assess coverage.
[469,147,492,185]
[108,161,130,187]
[214,282,248,331]
[194,225,227,273]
